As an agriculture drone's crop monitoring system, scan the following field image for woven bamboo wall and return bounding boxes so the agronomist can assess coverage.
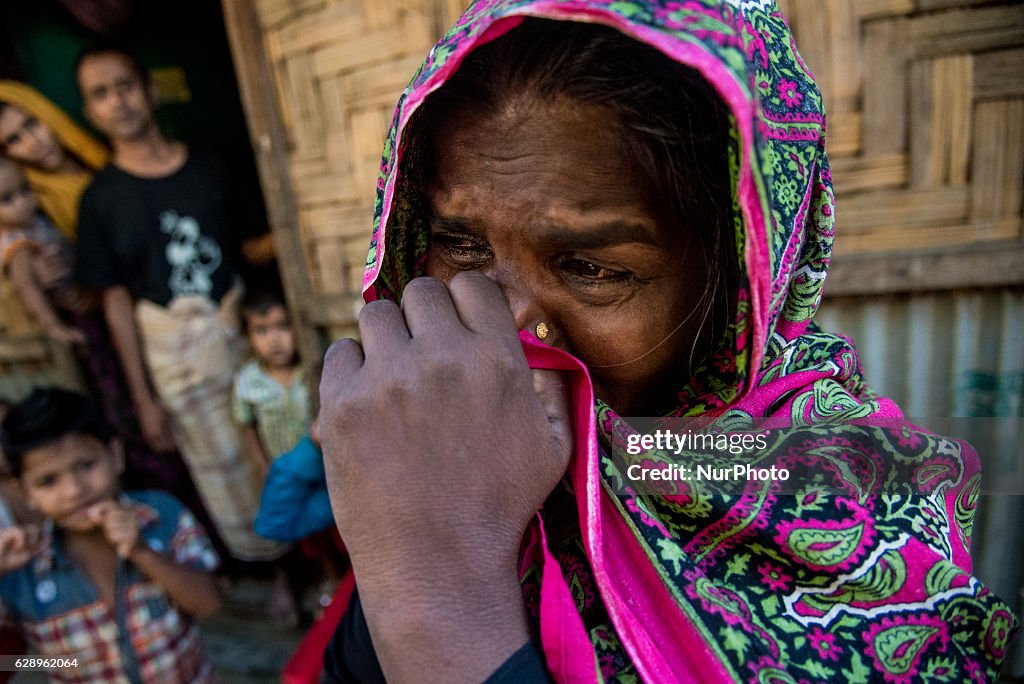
[779,0,1024,256]
[242,0,468,299]
[225,0,1023,316]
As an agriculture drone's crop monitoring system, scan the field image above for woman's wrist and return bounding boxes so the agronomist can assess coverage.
[357,557,530,683]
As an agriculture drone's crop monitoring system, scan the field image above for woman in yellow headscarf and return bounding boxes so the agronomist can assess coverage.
[0,80,108,239]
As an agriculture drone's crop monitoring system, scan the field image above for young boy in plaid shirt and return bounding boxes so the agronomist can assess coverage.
[0,388,222,683]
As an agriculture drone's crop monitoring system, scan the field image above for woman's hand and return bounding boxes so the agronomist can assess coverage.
[319,271,572,682]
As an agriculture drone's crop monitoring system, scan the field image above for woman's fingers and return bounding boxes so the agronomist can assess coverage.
[320,337,366,409]
[400,277,462,339]
[531,369,574,467]
[322,337,365,378]
[447,271,519,340]
[357,299,411,357]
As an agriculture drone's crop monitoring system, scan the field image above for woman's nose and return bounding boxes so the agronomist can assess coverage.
[482,264,546,333]
[27,126,43,147]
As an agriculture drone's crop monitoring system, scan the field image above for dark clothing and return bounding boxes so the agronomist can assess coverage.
[76,152,244,306]
[322,589,553,684]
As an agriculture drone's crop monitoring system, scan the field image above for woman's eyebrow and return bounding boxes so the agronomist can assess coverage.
[428,213,657,248]
[533,220,657,249]
[429,215,476,234]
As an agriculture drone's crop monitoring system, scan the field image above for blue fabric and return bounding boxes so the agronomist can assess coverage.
[254,436,334,541]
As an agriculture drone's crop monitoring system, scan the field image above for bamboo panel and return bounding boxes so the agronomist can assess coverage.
[825,1,861,114]
[323,129,352,176]
[437,0,470,34]
[255,0,328,29]
[313,28,407,76]
[228,0,1023,327]
[283,53,324,158]
[827,111,862,158]
[862,17,908,155]
[830,153,907,194]
[840,187,970,234]
[854,0,913,21]
[270,6,365,58]
[782,0,1024,264]
[342,54,425,108]
[254,0,299,28]
[303,204,371,239]
[361,0,401,30]
[309,233,374,293]
[974,49,1024,100]
[778,0,862,132]
[245,0,471,295]
[906,6,1024,59]
[836,220,1020,254]
[914,0,1007,10]
[303,205,374,293]
[307,236,345,294]
[399,9,435,52]
[291,165,363,206]
[971,99,1024,228]
[317,74,350,132]
[909,55,973,188]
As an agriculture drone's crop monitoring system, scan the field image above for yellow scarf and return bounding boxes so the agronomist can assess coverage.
[0,81,109,239]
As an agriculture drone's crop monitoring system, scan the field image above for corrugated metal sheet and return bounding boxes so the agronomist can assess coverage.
[818,288,1024,417]
[818,286,1024,676]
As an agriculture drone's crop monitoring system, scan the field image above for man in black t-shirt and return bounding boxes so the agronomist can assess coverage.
[74,45,284,563]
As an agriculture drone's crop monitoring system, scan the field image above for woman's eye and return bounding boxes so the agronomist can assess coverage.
[432,234,491,266]
[560,258,631,283]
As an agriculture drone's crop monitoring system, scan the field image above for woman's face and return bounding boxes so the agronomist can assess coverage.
[424,96,713,415]
[0,105,65,172]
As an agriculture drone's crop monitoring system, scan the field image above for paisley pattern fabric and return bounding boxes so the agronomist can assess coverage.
[360,0,1019,681]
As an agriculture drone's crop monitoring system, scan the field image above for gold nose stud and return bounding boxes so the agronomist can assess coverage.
[535,321,549,340]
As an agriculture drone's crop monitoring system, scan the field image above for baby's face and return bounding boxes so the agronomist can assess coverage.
[0,164,37,229]
[247,305,297,370]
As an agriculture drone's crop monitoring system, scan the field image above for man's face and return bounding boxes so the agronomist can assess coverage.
[19,434,122,531]
[78,52,156,143]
